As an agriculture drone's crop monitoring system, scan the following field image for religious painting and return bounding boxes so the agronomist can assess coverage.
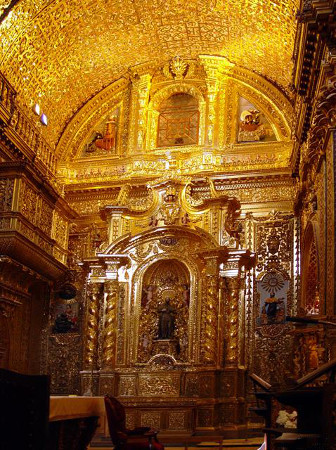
[237,97,276,143]
[257,271,288,326]
[51,283,79,334]
[157,93,199,147]
[83,108,119,156]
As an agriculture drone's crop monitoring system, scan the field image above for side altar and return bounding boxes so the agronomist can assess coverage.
[79,180,255,433]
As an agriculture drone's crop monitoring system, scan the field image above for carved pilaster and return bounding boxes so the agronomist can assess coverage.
[199,56,220,147]
[200,55,234,147]
[84,282,102,369]
[127,73,151,154]
[101,206,130,244]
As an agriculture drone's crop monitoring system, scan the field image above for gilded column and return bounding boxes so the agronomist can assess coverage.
[225,276,240,365]
[99,257,127,395]
[84,282,102,369]
[201,255,219,364]
[218,276,226,366]
[102,279,119,368]
[136,74,151,153]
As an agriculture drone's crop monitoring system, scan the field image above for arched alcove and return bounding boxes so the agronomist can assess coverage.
[138,259,191,363]
[157,93,199,147]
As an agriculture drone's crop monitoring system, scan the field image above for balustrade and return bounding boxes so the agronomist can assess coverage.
[0,72,57,176]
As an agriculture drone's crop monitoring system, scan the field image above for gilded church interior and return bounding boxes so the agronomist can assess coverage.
[1,0,336,439]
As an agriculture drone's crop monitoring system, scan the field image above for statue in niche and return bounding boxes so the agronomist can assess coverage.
[158,298,175,339]
[264,293,285,324]
[257,271,287,327]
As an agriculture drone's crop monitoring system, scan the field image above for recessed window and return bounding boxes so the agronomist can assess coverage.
[157,93,199,147]
[33,103,40,115]
[40,113,48,126]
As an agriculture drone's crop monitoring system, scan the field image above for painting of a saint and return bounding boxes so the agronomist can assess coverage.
[238,97,276,143]
[257,272,288,326]
[52,302,79,333]
[84,111,119,156]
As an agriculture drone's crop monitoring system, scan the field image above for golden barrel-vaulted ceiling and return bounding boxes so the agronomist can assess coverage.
[0,0,298,147]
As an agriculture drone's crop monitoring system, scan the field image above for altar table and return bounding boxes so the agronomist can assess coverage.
[49,396,107,450]
[50,396,105,423]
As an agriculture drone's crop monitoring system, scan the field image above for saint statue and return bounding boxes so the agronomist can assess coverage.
[265,293,278,321]
[158,298,175,339]
[264,293,284,324]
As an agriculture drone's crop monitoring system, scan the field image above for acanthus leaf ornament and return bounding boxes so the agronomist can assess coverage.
[163,56,189,80]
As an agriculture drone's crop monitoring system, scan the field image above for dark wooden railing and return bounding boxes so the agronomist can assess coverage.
[249,360,336,449]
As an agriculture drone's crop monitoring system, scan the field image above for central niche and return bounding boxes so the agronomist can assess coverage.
[138,259,190,363]
[157,93,199,147]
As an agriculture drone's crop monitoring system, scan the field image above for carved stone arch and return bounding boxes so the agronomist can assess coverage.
[146,83,206,149]
[150,83,206,110]
[103,225,220,255]
[301,221,321,315]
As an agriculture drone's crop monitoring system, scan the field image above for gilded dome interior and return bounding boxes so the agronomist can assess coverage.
[0,0,298,147]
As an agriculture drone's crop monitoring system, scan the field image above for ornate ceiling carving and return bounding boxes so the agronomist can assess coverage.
[0,0,298,146]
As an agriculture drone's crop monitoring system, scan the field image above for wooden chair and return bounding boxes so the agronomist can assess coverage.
[0,368,50,450]
[104,395,164,449]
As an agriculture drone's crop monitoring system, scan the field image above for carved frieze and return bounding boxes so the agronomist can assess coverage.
[0,178,14,211]
[119,376,137,397]
[168,411,187,430]
[47,334,82,394]
[140,411,161,429]
[138,374,180,396]
[185,373,215,398]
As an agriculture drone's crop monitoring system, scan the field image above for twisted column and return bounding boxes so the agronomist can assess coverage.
[201,255,219,364]
[84,283,101,369]
[102,279,119,369]
[225,277,240,365]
